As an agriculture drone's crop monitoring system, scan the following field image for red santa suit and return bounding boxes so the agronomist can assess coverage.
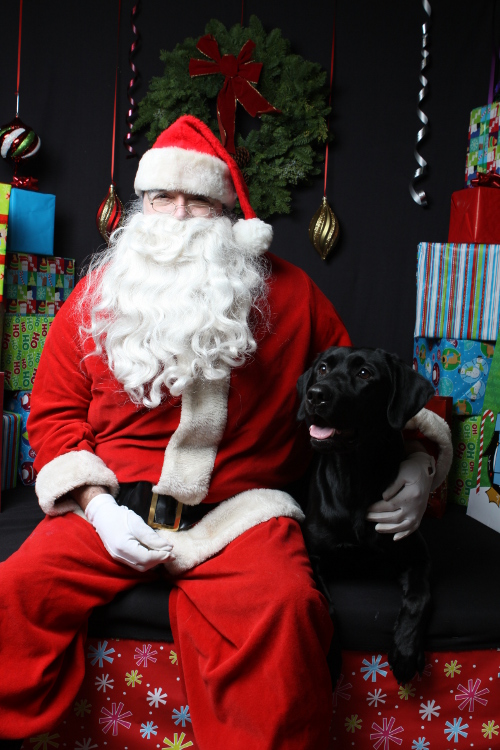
[0,252,352,746]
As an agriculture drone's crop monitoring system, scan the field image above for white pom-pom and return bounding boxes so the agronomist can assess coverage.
[232,218,273,256]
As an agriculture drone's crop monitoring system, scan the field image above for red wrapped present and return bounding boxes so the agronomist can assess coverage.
[448,174,500,244]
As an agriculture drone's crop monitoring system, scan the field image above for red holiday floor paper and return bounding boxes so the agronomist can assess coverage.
[21,641,500,749]
[21,637,196,750]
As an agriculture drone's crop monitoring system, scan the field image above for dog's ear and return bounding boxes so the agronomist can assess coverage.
[296,365,315,421]
[384,352,435,431]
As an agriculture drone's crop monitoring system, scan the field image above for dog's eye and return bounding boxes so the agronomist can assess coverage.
[318,363,330,376]
[357,368,372,380]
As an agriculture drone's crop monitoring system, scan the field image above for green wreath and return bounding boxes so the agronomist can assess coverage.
[135,16,331,219]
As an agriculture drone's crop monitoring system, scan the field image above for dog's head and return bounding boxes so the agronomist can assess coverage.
[297,346,434,453]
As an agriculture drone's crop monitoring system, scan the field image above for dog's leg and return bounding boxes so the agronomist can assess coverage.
[309,554,343,688]
[388,535,431,685]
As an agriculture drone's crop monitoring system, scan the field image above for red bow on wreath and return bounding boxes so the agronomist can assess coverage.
[189,34,280,154]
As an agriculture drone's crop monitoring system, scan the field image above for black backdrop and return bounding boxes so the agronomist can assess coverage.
[0,0,496,361]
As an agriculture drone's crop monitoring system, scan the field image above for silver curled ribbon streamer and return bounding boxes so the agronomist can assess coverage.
[410,0,431,206]
[124,1,141,158]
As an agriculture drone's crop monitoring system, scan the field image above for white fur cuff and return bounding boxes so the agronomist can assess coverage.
[35,451,120,516]
[158,488,305,574]
[405,408,453,490]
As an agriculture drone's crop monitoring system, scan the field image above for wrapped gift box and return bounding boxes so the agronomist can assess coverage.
[448,185,500,244]
[0,182,11,302]
[4,391,37,486]
[1,315,54,390]
[6,187,56,256]
[5,252,75,314]
[447,415,482,506]
[467,334,500,532]
[413,337,495,415]
[465,102,500,185]
[2,411,21,491]
[415,242,500,341]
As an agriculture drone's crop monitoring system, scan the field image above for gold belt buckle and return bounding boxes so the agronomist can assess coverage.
[148,492,183,531]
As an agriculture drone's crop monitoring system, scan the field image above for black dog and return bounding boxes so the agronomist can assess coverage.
[297,346,435,686]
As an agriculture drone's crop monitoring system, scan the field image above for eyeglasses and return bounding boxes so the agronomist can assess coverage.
[147,192,219,217]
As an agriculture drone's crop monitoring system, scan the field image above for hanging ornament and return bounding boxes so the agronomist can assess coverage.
[409,0,431,206]
[1,0,41,186]
[309,0,340,261]
[0,116,41,164]
[96,184,124,243]
[189,34,280,154]
[309,196,339,261]
[97,0,124,242]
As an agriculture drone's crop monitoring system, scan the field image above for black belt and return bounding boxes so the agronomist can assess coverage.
[116,481,217,531]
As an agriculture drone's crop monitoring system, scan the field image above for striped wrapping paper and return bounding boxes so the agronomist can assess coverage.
[415,242,500,341]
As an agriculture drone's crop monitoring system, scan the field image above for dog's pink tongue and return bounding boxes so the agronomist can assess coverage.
[309,425,336,440]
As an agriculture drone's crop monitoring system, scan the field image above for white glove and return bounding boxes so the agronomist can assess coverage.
[366,453,436,541]
[85,493,174,571]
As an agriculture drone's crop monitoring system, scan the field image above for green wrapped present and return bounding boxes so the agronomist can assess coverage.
[0,182,12,302]
[447,416,482,506]
[1,314,54,390]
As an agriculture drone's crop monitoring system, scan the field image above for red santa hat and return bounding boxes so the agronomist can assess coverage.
[134,114,272,255]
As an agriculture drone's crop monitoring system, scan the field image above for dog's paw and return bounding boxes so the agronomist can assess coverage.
[388,644,425,685]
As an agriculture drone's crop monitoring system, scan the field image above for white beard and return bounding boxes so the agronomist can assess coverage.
[81,211,269,407]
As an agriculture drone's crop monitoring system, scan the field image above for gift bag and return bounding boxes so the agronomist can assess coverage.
[467,334,500,532]
[6,187,56,256]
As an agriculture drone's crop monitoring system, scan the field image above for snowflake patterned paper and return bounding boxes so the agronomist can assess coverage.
[19,641,500,749]
[21,638,197,749]
[329,648,500,749]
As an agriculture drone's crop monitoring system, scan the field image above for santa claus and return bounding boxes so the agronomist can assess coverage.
[0,116,451,747]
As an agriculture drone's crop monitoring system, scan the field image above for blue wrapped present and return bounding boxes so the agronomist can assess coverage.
[414,337,495,416]
[5,390,37,486]
[2,411,21,490]
[6,187,55,256]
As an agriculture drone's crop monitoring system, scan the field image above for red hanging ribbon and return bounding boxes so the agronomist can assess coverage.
[16,0,23,116]
[110,0,122,183]
[323,2,336,197]
[189,35,280,154]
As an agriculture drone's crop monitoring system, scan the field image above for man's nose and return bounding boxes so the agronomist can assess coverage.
[171,197,188,219]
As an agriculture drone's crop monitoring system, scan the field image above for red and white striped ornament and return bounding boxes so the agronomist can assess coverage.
[476,409,495,493]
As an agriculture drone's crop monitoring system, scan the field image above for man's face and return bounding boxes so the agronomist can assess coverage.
[143,190,223,220]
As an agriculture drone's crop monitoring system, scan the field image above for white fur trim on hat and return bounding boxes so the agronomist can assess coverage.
[405,407,453,490]
[157,488,304,574]
[134,146,237,207]
[232,217,273,256]
[35,450,120,516]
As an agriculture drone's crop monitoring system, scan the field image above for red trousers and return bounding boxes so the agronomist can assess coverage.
[0,512,333,748]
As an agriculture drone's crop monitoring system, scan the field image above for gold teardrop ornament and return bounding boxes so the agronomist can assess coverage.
[96,183,124,243]
[309,196,340,260]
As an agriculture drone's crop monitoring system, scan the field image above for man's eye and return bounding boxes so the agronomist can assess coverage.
[357,368,372,380]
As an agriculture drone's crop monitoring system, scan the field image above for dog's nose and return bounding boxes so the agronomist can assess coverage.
[306,384,332,406]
